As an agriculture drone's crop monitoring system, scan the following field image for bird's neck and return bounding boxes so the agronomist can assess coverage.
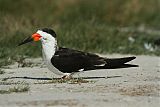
[42,40,58,60]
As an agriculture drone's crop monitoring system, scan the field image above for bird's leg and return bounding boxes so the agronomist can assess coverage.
[61,73,73,80]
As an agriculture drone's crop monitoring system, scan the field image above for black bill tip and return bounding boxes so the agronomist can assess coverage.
[18,36,33,46]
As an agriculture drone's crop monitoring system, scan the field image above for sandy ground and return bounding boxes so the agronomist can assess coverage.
[0,55,159,107]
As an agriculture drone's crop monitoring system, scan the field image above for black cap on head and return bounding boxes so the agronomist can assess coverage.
[41,28,56,38]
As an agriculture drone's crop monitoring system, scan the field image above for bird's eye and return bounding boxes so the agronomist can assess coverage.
[43,38,47,40]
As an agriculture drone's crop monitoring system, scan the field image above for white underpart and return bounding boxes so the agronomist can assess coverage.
[94,63,106,67]
[78,68,84,72]
[37,30,68,76]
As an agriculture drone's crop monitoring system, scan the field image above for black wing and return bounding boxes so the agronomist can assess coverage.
[51,47,106,73]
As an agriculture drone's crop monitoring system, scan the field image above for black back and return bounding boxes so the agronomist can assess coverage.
[41,28,57,38]
[50,47,138,73]
[51,47,106,73]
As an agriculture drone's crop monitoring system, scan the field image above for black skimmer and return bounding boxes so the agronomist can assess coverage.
[18,28,138,78]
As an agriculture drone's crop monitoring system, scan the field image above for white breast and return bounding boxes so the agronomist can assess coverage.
[42,49,64,76]
[38,30,69,76]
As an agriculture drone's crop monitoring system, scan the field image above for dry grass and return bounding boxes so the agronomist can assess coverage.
[14,99,79,107]
[35,78,94,84]
[119,84,160,96]
[0,85,30,94]
[0,69,5,74]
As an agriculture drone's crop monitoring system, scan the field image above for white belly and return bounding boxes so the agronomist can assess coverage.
[46,60,65,76]
[42,49,65,76]
[41,42,72,76]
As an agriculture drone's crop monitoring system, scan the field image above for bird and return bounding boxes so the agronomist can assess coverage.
[18,28,138,79]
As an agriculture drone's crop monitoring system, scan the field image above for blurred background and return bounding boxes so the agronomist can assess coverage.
[0,0,160,66]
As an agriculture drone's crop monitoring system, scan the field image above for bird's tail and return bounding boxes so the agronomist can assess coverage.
[103,56,138,69]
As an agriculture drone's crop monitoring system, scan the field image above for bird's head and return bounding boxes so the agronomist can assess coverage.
[18,28,57,46]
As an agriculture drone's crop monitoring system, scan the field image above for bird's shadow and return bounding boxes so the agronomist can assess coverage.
[4,75,122,81]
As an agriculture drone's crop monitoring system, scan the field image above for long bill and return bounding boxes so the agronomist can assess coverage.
[18,36,33,46]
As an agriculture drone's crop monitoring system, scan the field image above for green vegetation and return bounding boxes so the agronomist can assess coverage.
[0,0,160,67]
[0,85,30,94]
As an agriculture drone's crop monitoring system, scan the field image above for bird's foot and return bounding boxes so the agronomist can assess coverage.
[61,75,72,80]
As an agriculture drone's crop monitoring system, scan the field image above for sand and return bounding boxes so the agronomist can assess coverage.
[0,55,159,107]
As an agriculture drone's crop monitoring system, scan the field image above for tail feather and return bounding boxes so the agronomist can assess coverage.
[104,64,138,69]
[105,56,136,65]
[103,56,138,69]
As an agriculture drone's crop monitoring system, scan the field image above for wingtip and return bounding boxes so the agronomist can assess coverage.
[131,64,139,67]
[126,56,136,61]
[131,56,136,60]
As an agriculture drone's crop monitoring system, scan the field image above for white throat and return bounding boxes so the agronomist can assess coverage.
[42,40,57,60]
[37,30,58,60]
